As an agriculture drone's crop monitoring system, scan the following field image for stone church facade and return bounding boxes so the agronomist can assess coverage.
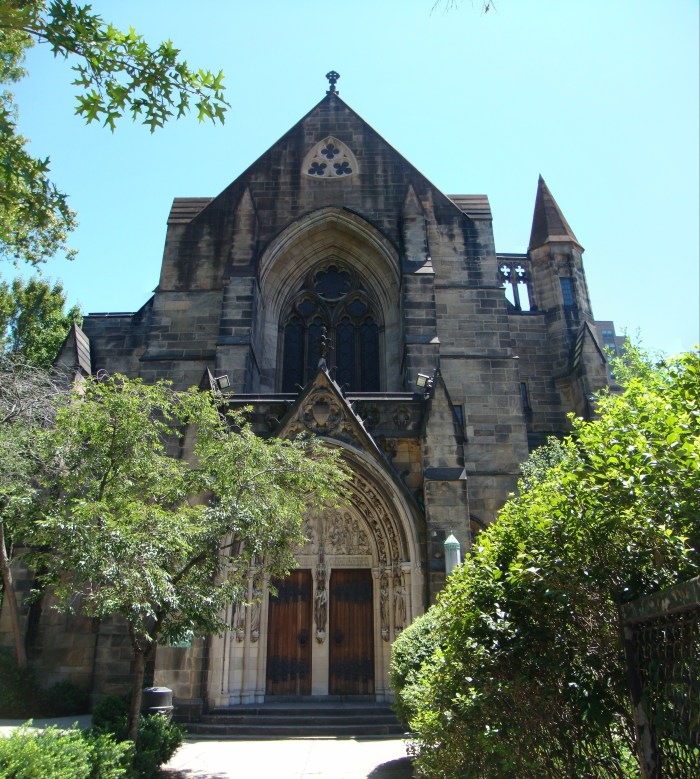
[2,78,612,712]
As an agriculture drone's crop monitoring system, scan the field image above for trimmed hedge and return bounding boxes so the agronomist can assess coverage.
[0,724,130,779]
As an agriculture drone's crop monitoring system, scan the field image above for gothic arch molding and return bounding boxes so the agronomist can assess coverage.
[255,208,402,391]
[207,440,426,705]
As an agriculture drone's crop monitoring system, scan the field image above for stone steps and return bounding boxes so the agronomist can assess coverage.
[186,702,406,739]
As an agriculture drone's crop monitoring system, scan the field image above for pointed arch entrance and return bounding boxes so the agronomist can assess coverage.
[207,452,424,705]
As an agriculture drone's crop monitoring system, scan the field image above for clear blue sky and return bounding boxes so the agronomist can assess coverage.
[8,0,699,357]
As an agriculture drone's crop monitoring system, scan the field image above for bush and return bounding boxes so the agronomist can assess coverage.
[91,693,184,778]
[91,694,131,733]
[39,680,91,718]
[0,648,90,719]
[0,724,130,779]
[389,609,441,726]
[131,714,184,779]
[403,349,700,778]
[0,649,37,718]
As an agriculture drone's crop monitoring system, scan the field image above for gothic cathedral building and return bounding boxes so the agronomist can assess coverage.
[5,77,612,712]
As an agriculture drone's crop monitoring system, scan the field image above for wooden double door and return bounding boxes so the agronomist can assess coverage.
[265,568,374,696]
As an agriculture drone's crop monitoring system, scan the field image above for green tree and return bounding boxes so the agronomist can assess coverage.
[397,347,700,778]
[0,1,228,266]
[0,276,81,368]
[32,375,348,745]
[0,357,66,669]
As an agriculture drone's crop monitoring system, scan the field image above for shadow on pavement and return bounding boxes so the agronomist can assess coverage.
[161,771,229,779]
[367,756,414,778]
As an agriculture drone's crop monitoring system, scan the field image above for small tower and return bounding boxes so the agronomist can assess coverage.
[527,176,594,375]
[527,176,608,417]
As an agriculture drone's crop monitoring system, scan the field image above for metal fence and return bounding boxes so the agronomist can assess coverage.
[621,577,700,778]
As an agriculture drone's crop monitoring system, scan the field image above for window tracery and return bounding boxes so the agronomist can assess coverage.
[499,259,533,311]
[302,137,358,180]
[280,263,381,392]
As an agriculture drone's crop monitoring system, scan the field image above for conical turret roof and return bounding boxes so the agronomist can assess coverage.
[528,175,582,251]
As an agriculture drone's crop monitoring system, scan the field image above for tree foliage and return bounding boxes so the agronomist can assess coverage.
[0,1,228,266]
[394,347,700,778]
[0,357,67,668]
[31,374,348,742]
[0,276,81,368]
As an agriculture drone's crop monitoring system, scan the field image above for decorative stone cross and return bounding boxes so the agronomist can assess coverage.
[326,70,340,94]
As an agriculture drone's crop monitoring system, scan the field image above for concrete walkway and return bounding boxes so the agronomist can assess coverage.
[162,737,413,778]
[0,718,413,778]
[0,715,93,736]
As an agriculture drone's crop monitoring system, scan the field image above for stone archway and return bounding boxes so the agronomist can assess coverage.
[207,456,423,706]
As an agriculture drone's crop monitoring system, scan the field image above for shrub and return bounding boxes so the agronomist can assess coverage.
[389,609,441,726]
[0,724,129,779]
[131,714,184,779]
[0,649,37,718]
[0,648,90,719]
[38,680,91,718]
[91,693,184,778]
[91,694,131,733]
[82,730,132,779]
[403,349,700,778]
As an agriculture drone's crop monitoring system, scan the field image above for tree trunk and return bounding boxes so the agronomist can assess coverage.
[0,520,27,669]
[128,648,147,744]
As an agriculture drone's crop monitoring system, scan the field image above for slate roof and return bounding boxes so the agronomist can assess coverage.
[528,175,581,251]
[167,198,214,224]
[447,194,492,220]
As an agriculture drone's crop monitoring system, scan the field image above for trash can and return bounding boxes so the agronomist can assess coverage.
[141,687,174,720]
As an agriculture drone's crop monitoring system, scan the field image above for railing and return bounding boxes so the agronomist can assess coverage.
[621,577,700,778]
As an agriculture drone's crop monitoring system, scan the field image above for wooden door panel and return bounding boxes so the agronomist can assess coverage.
[329,569,374,695]
[266,569,312,696]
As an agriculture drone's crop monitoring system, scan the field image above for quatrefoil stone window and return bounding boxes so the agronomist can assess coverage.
[302,136,358,180]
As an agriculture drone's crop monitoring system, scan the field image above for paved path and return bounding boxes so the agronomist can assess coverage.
[162,737,413,779]
[0,718,413,778]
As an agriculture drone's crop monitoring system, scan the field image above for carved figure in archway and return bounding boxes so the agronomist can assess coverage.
[250,571,263,642]
[379,568,390,642]
[315,552,327,643]
[393,568,406,633]
[233,601,246,642]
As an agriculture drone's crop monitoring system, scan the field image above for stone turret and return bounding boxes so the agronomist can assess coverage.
[527,175,595,375]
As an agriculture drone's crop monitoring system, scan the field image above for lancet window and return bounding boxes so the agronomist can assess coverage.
[280,263,381,392]
[499,257,532,311]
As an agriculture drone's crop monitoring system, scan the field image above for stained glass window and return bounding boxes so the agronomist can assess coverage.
[280,264,381,392]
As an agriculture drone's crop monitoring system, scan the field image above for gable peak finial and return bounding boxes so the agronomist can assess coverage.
[326,70,340,95]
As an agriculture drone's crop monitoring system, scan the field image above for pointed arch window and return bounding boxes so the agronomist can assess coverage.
[280,263,381,392]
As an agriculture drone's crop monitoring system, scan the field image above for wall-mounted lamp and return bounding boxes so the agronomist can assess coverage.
[416,373,434,391]
[214,375,230,391]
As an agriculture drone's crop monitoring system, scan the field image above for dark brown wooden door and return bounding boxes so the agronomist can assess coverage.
[329,569,374,695]
[266,569,312,696]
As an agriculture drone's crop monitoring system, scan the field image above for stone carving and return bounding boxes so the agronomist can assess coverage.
[379,568,390,642]
[326,510,370,555]
[361,405,380,430]
[393,567,406,634]
[301,389,342,434]
[303,135,359,179]
[350,472,405,566]
[298,513,318,553]
[250,571,263,643]
[233,599,246,643]
[315,551,327,643]
[393,406,411,430]
[381,437,398,461]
